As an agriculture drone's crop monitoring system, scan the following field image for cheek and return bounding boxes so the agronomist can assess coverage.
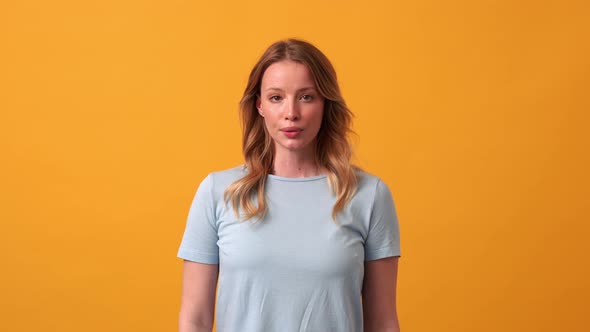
[262,118,271,132]
[263,114,275,125]
[311,108,324,128]
[262,117,279,137]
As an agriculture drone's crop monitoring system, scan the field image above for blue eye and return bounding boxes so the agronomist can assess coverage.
[301,94,313,101]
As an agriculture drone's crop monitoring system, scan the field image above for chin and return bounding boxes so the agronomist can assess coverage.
[279,141,311,152]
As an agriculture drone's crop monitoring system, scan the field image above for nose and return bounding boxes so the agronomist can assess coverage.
[285,98,300,121]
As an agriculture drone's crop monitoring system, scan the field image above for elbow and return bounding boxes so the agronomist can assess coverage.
[178,311,213,332]
[178,320,213,332]
[364,320,400,332]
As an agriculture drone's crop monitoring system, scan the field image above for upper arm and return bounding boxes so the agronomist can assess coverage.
[362,178,402,330]
[365,179,401,261]
[177,174,220,330]
[362,256,400,332]
[179,260,219,330]
[177,174,220,264]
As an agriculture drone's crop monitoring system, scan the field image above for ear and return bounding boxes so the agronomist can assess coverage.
[255,96,263,116]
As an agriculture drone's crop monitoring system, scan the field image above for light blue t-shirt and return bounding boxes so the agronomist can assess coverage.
[177,165,401,332]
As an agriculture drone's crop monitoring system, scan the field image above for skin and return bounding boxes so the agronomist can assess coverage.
[256,60,325,178]
[179,262,218,332]
[363,256,401,332]
[179,60,400,332]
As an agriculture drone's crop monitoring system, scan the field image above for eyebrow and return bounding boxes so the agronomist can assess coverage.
[264,87,316,93]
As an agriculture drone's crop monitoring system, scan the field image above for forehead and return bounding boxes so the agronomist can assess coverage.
[261,60,316,90]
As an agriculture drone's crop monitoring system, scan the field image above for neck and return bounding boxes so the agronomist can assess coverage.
[271,145,324,178]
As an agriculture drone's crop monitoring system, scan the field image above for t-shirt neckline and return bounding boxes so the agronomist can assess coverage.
[267,173,328,182]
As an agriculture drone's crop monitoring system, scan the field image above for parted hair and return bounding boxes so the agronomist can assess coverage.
[224,38,360,221]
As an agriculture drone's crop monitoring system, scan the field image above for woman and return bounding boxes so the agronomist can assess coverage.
[178,38,401,332]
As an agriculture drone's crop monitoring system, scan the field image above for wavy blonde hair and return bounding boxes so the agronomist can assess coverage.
[224,38,360,222]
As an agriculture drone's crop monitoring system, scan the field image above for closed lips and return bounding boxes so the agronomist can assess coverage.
[281,127,302,132]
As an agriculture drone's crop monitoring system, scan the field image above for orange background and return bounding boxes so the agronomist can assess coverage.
[1,0,589,331]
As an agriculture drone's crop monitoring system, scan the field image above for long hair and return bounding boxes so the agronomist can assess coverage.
[224,38,360,221]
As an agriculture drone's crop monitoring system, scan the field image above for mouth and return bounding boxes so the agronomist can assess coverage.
[280,127,303,132]
[280,127,303,138]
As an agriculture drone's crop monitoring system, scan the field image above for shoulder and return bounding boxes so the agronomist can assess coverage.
[352,168,395,204]
[355,168,380,186]
[354,168,388,192]
[200,164,249,194]
[209,164,248,183]
[189,164,248,208]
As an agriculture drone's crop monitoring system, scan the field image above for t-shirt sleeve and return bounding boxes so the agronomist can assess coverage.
[364,179,401,261]
[177,173,220,264]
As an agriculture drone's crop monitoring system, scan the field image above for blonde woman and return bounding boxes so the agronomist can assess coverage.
[178,39,401,332]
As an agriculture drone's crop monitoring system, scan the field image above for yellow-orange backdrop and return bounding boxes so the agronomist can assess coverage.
[1,0,588,331]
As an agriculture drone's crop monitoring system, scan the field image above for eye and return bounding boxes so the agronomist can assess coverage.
[269,95,282,102]
[300,94,313,101]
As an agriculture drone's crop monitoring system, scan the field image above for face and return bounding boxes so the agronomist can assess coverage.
[256,60,325,156]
